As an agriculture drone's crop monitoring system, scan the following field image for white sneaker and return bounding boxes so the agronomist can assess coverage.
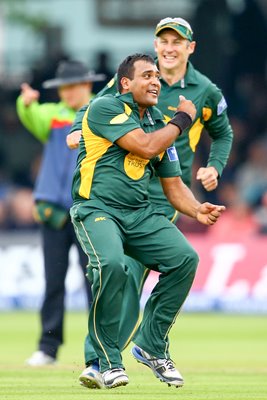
[79,364,103,389]
[102,368,129,389]
[25,351,56,366]
[132,345,184,387]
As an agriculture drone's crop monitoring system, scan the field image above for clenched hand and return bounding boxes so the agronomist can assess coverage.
[196,202,225,225]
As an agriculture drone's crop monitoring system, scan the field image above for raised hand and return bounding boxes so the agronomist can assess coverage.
[176,95,196,121]
[20,83,40,106]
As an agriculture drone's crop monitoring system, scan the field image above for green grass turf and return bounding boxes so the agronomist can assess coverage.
[0,312,267,400]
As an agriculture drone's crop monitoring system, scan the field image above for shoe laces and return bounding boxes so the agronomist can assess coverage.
[164,359,176,371]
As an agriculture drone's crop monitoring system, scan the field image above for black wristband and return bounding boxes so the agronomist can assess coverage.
[168,111,192,134]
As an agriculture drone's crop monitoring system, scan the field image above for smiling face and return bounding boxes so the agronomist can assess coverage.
[120,60,161,108]
[155,29,195,73]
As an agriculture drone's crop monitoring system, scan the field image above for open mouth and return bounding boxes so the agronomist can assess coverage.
[147,89,159,96]
[163,55,176,61]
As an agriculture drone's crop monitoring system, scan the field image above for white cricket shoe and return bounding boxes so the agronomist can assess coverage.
[132,345,184,387]
[102,368,129,389]
[79,364,103,389]
[25,351,56,366]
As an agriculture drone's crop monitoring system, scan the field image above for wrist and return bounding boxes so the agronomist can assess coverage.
[168,111,192,134]
[195,204,202,220]
[207,166,219,178]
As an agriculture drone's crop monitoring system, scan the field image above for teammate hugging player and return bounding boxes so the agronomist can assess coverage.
[70,53,225,389]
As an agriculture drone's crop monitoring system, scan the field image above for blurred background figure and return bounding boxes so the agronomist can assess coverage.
[0,0,266,328]
[15,60,105,366]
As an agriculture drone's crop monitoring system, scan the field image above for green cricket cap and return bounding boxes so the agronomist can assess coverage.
[155,17,193,42]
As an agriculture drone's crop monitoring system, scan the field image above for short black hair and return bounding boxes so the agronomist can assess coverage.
[117,53,155,92]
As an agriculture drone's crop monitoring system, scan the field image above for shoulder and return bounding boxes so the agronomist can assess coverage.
[89,94,125,119]
[106,74,118,89]
[91,94,122,110]
[190,65,214,89]
[192,66,226,105]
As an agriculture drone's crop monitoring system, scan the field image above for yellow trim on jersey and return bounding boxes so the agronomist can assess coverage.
[79,108,113,199]
[188,117,204,152]
[110,113,129,124]
[171,210,179,223]
[163,114,172,124]
[79,220,112,370]
[107,77,115,88]
[110,102,132,125]
[202,107,212,121]
[124,102,132,116]
[167,106,177,112]
[158,150,165,161]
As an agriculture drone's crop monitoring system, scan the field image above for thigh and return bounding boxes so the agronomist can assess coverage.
[125,212,196,273]
[71,206,125,273]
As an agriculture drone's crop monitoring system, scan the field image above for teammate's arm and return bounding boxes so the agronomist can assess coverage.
[116,96,196,159]
[196,86,233,191]
[196,166,219,192]
[160,176,225,225]
[16,83,56,143]
[67,130,81,149]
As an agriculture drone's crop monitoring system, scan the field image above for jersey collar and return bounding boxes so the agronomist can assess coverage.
[116,92,164,125]
[156,60,199,88]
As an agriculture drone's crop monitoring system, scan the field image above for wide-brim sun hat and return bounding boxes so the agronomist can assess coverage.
[42,60,106,89]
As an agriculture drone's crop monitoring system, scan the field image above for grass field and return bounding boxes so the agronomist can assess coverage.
[0,312,267,400]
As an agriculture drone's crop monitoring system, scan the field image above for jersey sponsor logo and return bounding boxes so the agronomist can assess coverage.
[167,146,179,162]
[95,217,107,222]
[217,96,227,116]
[124,153,150,180]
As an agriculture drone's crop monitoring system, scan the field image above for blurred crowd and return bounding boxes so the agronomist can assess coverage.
[0,0,267,238]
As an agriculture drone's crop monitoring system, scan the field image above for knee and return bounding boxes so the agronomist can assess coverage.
[102,255,128,281]
[186,248,199,274]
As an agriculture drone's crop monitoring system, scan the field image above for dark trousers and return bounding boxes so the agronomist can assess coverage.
[39,219,92,358]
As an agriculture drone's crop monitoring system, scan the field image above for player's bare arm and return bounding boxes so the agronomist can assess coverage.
[160,176,225,225]
[66,130,82,149]
[116,96,196,159]
[196,166,219,191]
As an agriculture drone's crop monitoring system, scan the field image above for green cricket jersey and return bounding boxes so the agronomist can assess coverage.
[72,92,181,210]
[71,61,233,218]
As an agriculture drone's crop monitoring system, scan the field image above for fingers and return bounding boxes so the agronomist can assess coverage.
[196,167,218,192]
[207,206,225,225]
[66,137,79,149]
[66,131,81,149]
[21,82,31,91]
[177,97,196,120]
[203,179,218,191]
[197,203,225,225]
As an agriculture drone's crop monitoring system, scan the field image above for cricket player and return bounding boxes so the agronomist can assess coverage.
[16,60,105,366]
[70,53,225,389]
[67,17,233,390]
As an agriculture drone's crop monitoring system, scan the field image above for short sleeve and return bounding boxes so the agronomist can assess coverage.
[155,145,182,178]
[88,95,140,143]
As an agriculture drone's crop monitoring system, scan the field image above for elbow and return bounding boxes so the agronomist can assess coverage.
[139,144,159,159]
